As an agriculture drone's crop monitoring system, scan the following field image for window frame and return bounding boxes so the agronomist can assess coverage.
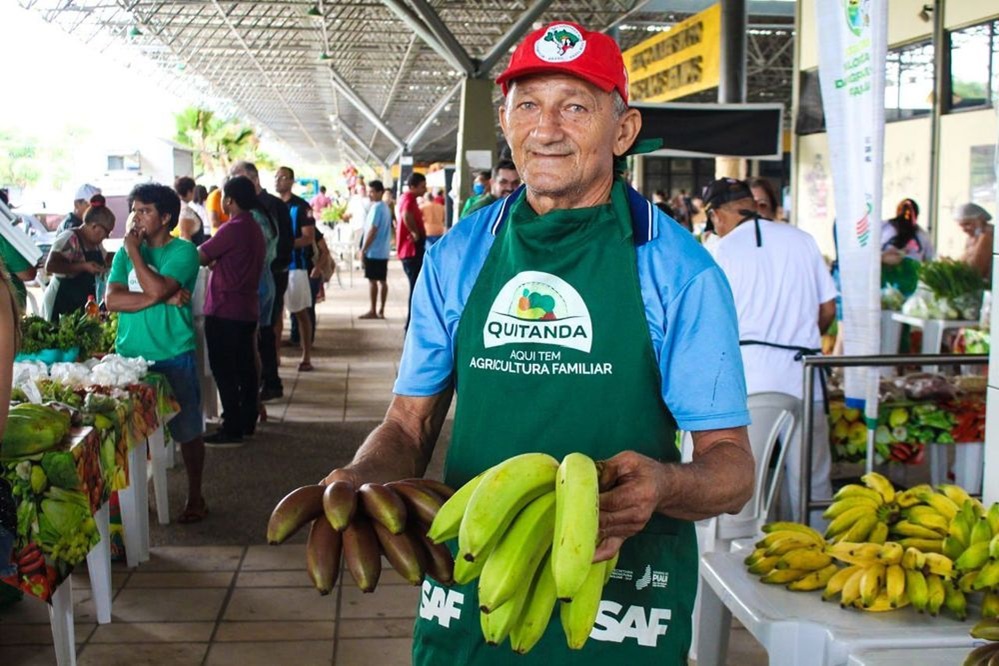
[946,16,999,115]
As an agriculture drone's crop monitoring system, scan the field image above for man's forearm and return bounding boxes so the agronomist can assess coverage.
[127,246,173,300]
[656,439,755,521]
[105,289,159,313]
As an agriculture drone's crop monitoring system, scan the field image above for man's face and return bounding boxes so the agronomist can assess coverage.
[367,186,382,202]
[958,216,983,237]
[131,199,168,236]
[275,169,294,195]
[411,181,427,197]
[751,186,774,219]
[492,168,521,198]
[499,74,636,203]
[73,199,89,218]
[230,166,260,192]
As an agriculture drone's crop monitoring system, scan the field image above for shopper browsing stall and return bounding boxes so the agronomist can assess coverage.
[105,183,207,524]
[322,22,753,664]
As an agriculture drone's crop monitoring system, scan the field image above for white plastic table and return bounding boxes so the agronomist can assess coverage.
[846,646,981,665]
[696,551,980,666]
[885,313,978,371]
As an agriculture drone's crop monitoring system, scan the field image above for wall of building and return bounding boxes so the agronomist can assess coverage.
[793,0,998,260]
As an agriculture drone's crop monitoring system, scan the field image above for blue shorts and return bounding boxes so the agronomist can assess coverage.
[151,350,204,444]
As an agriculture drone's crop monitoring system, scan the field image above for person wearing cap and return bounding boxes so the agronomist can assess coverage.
[322,22,753,664]
[43,194,115,322]
[705,177,838,525]
[955,202,994,282]
[60,183,102,232]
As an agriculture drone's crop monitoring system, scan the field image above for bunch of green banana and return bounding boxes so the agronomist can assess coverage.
[824,472,899,544]
[266,477,456,595]
[893,545,965,617]
[743,523,839,590]
[429,452,615,652]
[964,618,999,665]
[940,496,999,600]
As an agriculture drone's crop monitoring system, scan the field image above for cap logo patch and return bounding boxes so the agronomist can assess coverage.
[535,24,586,62]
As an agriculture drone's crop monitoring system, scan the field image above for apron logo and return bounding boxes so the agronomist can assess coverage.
[591,601,672,648]
[483,271,592,352]
[419,580,463,628]
[636,565,652,590]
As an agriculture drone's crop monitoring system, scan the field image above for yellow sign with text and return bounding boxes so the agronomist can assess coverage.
[624,3,721,103]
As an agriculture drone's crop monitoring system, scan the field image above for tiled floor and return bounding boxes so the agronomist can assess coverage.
[1,261,767,665]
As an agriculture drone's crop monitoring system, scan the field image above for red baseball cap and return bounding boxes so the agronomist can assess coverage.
[496,22,629,103]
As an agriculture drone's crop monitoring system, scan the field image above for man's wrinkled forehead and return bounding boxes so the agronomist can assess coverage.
[506,73,607,102]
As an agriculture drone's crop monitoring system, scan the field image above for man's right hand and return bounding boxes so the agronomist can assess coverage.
[165,289,191,307]
[123,227,145,254]
[82,261,104,275]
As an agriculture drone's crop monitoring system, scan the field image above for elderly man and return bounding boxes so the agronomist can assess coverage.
[323,22,753,664]
[461,159,522,218]
[955,202,994,282]
[705,177,838,525]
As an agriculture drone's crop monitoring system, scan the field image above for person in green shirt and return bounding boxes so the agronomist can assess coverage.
[0,233,37,309]
[461,159,521,219]
[459,170,492,217]
[106,183,207,524]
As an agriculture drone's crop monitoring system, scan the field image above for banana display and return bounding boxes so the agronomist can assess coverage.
[266,477,456,594]
[745,473,999,621]
[428,451,611,653]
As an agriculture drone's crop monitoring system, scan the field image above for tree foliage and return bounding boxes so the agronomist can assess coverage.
[173,106,274,179]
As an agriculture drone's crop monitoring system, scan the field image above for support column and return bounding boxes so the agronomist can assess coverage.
[454,77,497,215]
[716,0,748,180]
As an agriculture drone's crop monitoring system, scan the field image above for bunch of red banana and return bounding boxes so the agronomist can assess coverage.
[266,477,456,595]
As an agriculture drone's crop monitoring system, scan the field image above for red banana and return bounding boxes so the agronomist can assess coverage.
[267,485,326,544]
[306,518,342,595]
[322,480,357,531]
[342,515,382,592]
[372,521,428,585]
[358,483,408,534]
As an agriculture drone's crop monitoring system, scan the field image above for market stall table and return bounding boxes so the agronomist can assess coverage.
[845,646,980,665]
[885,313,979,372]
[696,550,981,666]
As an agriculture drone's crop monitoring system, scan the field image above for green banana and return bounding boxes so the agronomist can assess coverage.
[427,471,486,543]
[838,513,879,543]
[479,492,556,613]
[982,591,999,619]
[560,560,607,650]
[459,453,559,562]
[974,559,999,591]
[480,576,532,646]
[905,506,949,533]
[905,568,929,613]
[990,533,999,559]
[823,496,879,520]
[868,521,889,545]
[824,505,873,538]
[926,574,946,616]
[944,535,967,560]
[971,517,994,546]
[453,549,487,585]
[987,503,999,536]
[553,453,600,601]
[955,541,991,572]
[892,520,943,540]
[510,552,558,655]
[943,579,967,620]
[958,570,979,593]
[948,511,973,548]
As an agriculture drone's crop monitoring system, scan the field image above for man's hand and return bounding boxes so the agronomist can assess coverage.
[82,261,105,275]
[594,450,664,562]
[166,289,191,307]
[123,227,145,254]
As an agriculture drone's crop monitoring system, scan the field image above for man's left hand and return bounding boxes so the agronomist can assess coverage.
[123,228,145,254]
[593,450,664,562]
[166,289,190,307]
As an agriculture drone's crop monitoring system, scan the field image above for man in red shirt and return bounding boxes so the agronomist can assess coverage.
[395,172,427,329]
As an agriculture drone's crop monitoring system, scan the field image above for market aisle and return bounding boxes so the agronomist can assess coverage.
[0,260,765,665]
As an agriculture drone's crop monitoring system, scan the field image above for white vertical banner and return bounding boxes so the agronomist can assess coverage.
[817,0,887,439]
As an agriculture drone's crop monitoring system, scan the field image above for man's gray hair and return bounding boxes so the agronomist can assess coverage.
[230,160,258,178]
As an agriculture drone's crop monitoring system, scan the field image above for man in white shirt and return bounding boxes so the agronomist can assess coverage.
[706,178,838,525]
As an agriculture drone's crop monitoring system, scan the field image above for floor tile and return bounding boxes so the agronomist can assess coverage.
[0,595,57,624]
[109,588,227,622]
[89,621,214,643]
[337,617,414,639]
[142,546,244,572]
[339,583,419,619]
[335,637,412,664]
[77,642,208,666]
[236,570,313,587]
[205,640,333,665]
[0,645,61,665]
[126,572,234,588]
[70,571,129,591]
[223,587,337,622]
[214,620,335,642]
[240,544,307,571]
[0,622,95,644]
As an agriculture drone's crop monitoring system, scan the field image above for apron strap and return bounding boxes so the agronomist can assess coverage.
[739,341,830,413]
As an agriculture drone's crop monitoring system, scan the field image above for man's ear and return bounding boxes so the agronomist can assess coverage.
[613,108,642,158]
[497,102,509,139]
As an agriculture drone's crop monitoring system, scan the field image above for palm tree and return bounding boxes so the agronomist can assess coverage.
[174,107,273,179]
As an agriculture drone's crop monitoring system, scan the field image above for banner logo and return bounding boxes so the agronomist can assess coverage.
[855,198,872,247]
[536,24,586,62]
[483,271,592,352]
[844,0,869,37]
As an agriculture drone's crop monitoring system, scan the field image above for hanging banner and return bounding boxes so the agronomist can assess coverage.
[623,3,721,104]
[817,0,887,421]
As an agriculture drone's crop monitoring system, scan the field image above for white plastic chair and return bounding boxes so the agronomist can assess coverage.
[690,391,802,661]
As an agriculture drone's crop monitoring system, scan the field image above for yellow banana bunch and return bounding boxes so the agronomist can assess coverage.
[822,564,862,602]
[825,474,900,544]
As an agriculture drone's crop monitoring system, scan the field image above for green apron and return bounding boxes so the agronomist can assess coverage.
[413,181,697,665]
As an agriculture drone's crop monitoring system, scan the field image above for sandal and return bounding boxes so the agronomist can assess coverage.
[298,361,314,372]
[358,312,379,319]
[178,499,209,524]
